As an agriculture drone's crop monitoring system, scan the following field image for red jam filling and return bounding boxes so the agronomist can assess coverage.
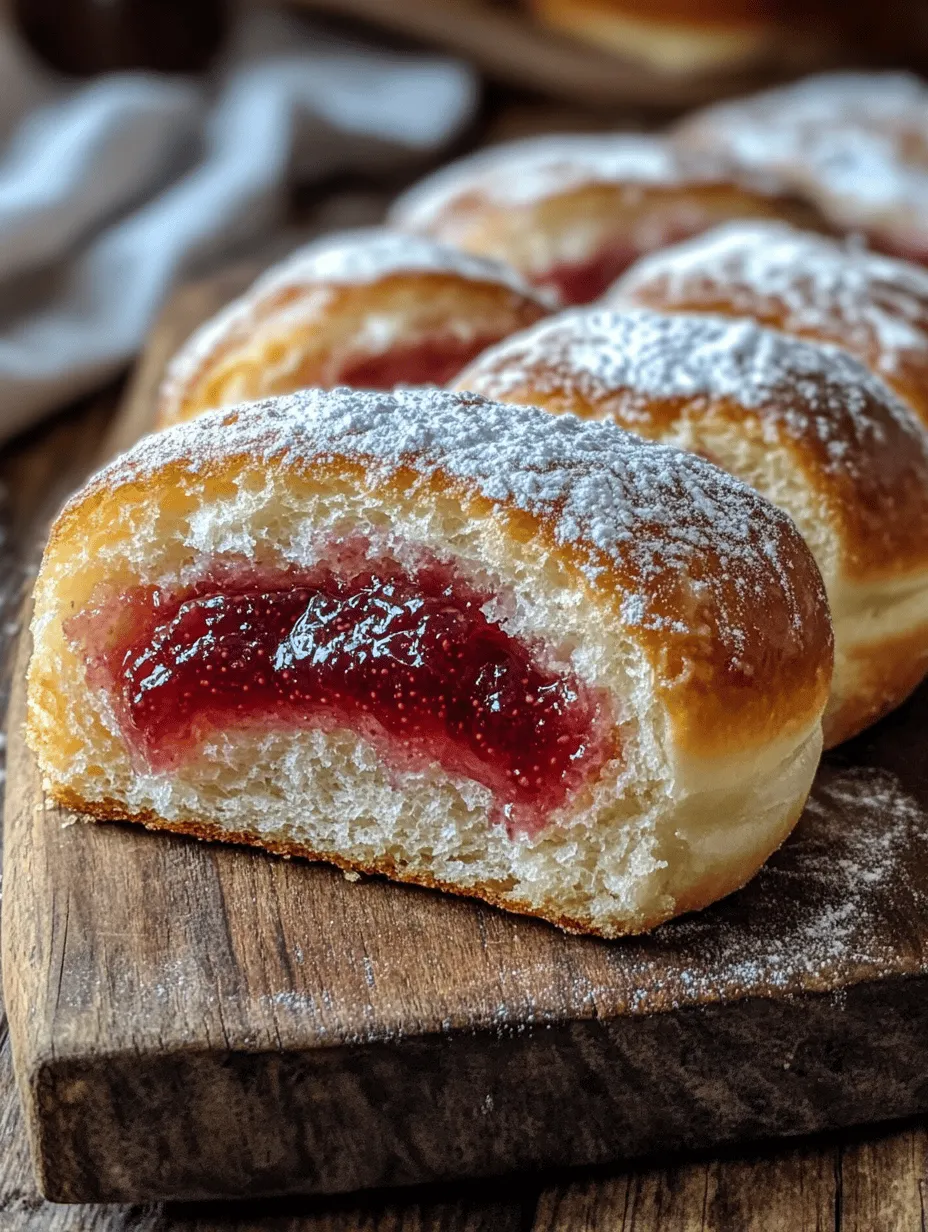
[871,234,928,269]
[542,246,641,305]
[543,229,723,305]
[78,562,608,835]
[337,335,507,389]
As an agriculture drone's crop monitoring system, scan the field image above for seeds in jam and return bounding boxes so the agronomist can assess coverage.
[99,566,607,834]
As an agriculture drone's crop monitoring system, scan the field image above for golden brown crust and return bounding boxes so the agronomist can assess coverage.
[824,617,928,745]
[673,73,928,256]
[47,786,805,939]
[390,136,826,304]
[400,184,822,303]
[611,227,928,430]
[158,272,549,428]
[625,288,928,431]
[455,311,928,587]
[39,391,833,762]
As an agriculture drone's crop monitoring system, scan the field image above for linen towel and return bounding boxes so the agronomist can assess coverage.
[0,9,477,439]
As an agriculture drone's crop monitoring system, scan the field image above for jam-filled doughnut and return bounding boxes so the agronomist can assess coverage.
[455,309,928,746]
[388,132,822,306]
[156,228,554,429]
[605,221,928,430]
[27,388,830,937]
[675,72,928,265]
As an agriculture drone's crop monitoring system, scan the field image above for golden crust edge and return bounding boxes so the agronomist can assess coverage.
[45,786,807,940]
[824,616,928,747]
[156,272,551,430]
[32,439,833,767]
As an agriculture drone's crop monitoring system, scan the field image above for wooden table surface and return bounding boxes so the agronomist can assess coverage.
[1,177,928,1227]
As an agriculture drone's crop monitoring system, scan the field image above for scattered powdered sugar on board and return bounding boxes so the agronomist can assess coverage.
[390,132,738,225]
[611,764,928,1009]
[677,71,928,239]
[611,220,928,373]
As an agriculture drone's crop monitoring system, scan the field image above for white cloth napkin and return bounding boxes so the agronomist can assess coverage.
[0,10,478,441]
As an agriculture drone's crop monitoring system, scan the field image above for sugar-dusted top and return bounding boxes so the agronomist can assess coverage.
[390,132,738,228]
[676,72,928,240]
[87,386,802,594]
[455,308,928,580]
[62,387,833,755]
[251,227,550,302]
[609,221,928,379]
[682,71,928,145]
[458,306,909,421]
[157,228,553,424]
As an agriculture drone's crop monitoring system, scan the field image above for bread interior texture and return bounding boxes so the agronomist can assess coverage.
[29,461,820,936]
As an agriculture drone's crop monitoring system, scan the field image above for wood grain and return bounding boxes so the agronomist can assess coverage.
[839,1124,928,1231]
[533,1145,839,1231]
[5,269,928,1210]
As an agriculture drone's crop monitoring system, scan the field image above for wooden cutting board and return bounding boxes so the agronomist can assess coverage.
[5,269,928,1207]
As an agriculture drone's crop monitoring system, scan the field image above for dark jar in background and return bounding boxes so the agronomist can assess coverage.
[12,0,230,76]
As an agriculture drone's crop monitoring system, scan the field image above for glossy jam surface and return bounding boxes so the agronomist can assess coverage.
[337,335,503,389]
[84,563,607,834]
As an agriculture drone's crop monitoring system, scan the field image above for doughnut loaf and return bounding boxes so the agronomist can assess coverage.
[157,228,553,428]
[455,309,928,745]
[389,133,822,305]
[675,72,928,263]
[605,221,928,429]
[27,389,831,937]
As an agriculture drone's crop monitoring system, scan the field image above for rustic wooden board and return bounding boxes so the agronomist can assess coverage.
[2,382,928,1232]
[5,270,928,1208]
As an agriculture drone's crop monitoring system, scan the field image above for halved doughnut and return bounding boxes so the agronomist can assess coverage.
[675,72,928,264]
[389,132,822,305]
[27,388,831,937]
[455,308,928,745]
[604,221,928,429]
[156,228,553,428]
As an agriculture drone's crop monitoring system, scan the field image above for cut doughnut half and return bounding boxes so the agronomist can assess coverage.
[389,133,824,306]
[28,389,832,936]
[156,228,554,429]
[456,307,928,745]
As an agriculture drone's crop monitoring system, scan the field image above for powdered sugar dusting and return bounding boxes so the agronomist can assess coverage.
[158,229,553,418]
[677,72,928,245]
[250,227,551,303]
[615,764,928,1007]
[459,307,924,485]
[391,132,738,227]
[79,386,818,646]
[610,221,928,380]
